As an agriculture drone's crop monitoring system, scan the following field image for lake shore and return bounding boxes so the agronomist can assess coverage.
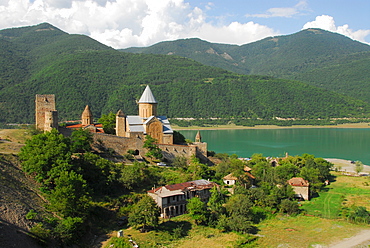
[172,122,370,131]
[325,158,370,173]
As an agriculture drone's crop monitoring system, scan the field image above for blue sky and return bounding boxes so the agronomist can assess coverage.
[0,0,369,48]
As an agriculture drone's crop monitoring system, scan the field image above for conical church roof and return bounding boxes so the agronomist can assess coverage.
[138,85,157,103]
[82,105,93,117]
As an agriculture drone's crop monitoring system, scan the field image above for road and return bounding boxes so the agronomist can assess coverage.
[329,229,370,248]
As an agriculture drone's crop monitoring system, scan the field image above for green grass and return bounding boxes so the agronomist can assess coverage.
[301,172,370,218]
[103,215,243,248]
[256,215,368,248]
[301,189,344,219]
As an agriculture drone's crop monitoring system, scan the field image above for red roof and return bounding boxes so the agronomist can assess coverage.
[65,123,104,133]
[148,179,216,194]
[288,177,309,187]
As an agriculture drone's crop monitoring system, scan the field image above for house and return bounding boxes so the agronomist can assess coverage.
[147,179,217,218]
[222,166,255,186]
[288,177,310,200]
[223,173,238,185]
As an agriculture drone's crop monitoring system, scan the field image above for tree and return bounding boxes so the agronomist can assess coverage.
[207,186,226,215]
[172,155,188,170]
[299,166,322,193]
[128,195,160,231]
[207,186,226,226]
[98,112,116,134]
[49,170,91,218]
[187,156,211,180]
[54,217,84,244]
[19,129,73,189]
[355,161,364,174]
[70,128,93,153]
[143,135,163,160]
[120,162,147,190]
[187,197,208,225]
[279,199,300,215]
[223,194,255,233]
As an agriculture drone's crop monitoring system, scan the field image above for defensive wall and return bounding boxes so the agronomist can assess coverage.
[93,133,206,162]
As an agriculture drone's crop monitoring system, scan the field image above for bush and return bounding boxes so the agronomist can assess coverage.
[54,217,84,244]
[279,199,300,216]
[26,209,38,220]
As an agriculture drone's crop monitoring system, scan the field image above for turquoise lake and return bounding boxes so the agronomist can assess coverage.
[180,128,370,165]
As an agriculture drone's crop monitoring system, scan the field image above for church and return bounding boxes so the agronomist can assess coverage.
[35,85,207,162]
[115,85,174,144]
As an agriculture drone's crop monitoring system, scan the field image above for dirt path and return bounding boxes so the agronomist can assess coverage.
[329,229,370,248]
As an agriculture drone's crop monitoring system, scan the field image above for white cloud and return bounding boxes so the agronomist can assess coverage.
[303,15,370,44]
[188,21,278,45]
[246,0,309,18]
[0,0,278,48]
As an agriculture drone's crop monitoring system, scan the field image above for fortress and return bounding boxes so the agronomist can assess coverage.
[35,86,207,162]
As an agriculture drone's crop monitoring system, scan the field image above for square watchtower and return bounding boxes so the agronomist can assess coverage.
[35,94,58,131]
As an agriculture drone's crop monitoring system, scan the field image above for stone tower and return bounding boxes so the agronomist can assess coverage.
[138,85,157,118]
[116,109,126,137]
[44,110,58,132]
[35,94,58,131]
[195,131,202,142]
[193,130,207,158]
[81,105,93,125]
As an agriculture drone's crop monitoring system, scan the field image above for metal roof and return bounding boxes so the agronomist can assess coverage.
[126,115,173,134]
[138,85,157,103]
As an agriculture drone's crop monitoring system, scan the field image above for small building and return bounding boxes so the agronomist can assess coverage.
[288,177,310,200]
[223,167,255,186]
[147,179,217,218]
[223,173,238,185]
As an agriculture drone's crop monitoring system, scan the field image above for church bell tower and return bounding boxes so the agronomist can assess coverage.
[138,85,157,118]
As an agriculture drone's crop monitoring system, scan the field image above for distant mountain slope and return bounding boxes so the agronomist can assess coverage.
[122,29,370,102]
[1,23,370,124]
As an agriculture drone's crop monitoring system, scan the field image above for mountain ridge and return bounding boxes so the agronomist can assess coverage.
[122,29,370,102]
[1,23,370,124]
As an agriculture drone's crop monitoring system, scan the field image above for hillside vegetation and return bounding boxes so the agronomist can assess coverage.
[123,29,370,103]
[1,23,370,124]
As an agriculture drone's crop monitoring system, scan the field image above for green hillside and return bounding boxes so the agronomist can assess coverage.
[1,23,370,124]
[123,29,370,102]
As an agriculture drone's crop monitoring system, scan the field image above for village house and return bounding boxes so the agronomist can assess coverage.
[222,165,255,186]
[147,179,217,218]
[288,177,310,200]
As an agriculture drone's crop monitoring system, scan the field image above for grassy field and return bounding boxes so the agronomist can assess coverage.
[0,129,31,154]
[103,214,369,248]
[255,215,367,247]
[301,172,370,218]
[103,215,244,248]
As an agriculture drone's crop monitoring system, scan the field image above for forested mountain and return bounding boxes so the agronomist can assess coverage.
[1,23,370,124]
[123,29,370,103]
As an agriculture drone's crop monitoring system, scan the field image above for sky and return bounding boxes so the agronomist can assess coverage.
[0,0,369,49]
